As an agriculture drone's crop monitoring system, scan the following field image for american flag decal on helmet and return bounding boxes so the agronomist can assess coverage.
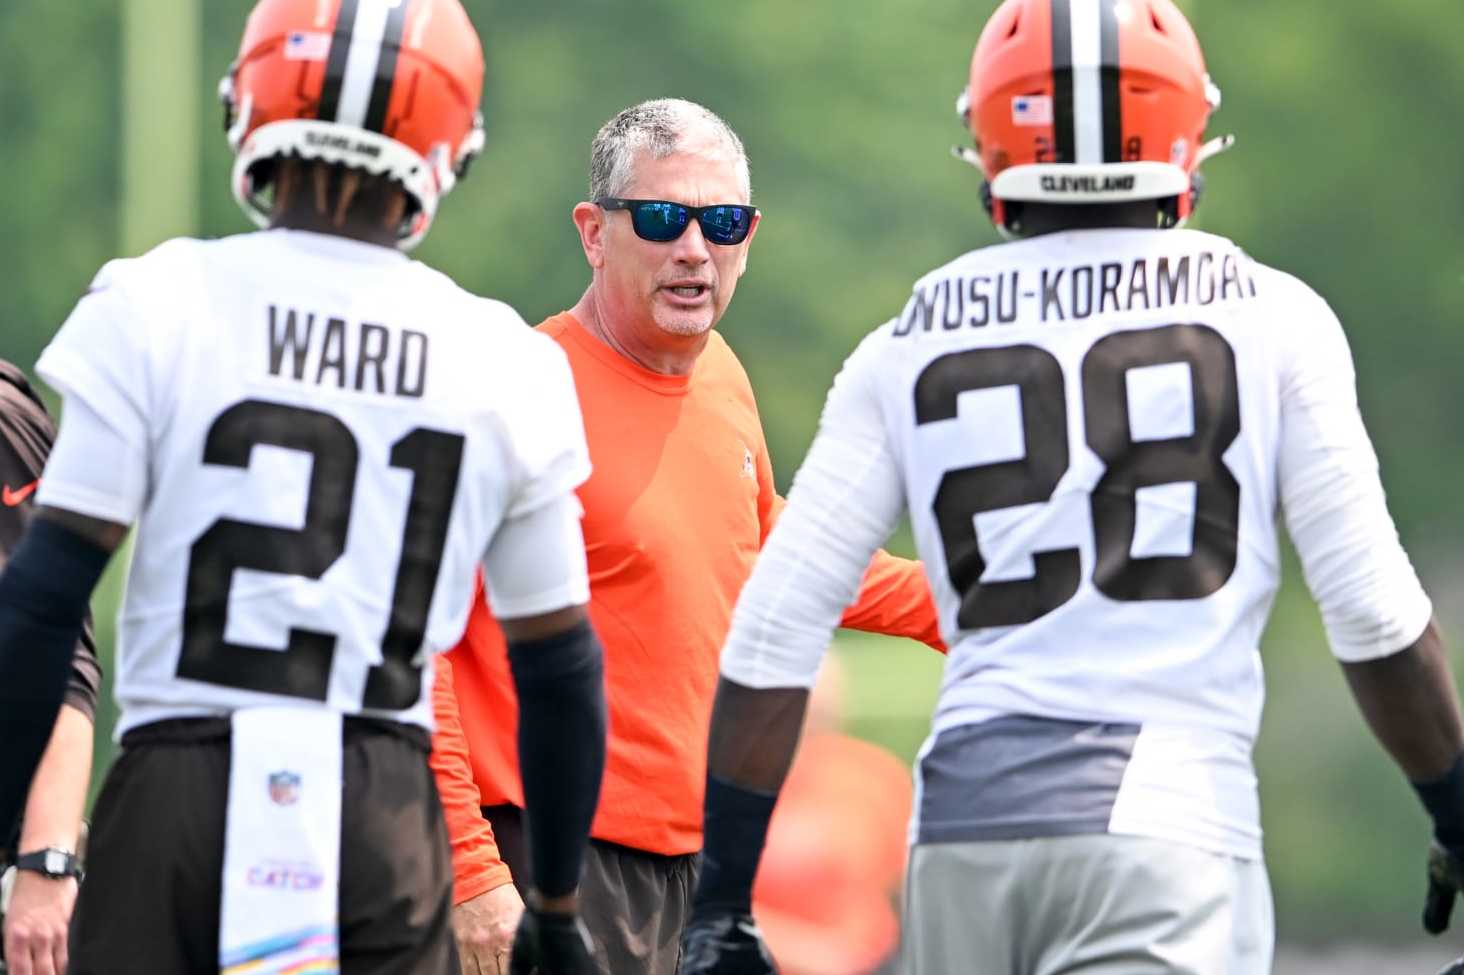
[1012,95,1054,126]
[283,31,331,61]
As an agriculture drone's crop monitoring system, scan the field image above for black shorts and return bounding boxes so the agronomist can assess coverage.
[484,804,698,975]
[70,717,458,975]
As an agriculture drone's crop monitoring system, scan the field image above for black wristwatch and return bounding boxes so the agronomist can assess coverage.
[14,847,82,880]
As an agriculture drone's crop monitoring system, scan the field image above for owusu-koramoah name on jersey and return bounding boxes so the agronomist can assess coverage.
[895,249,1260,336]
[266,304,429,398]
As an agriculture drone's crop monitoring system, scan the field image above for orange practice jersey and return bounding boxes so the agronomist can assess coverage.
[431,312,942,903]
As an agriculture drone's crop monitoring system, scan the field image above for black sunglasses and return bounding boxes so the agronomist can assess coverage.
[596,198,758,246]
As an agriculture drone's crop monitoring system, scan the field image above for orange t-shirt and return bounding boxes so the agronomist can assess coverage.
[431,312,941,904]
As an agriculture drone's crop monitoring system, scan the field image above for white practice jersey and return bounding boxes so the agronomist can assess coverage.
[36,230,591,736]
[721,228,1430,858]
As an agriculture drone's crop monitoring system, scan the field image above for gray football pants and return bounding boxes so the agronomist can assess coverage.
[903,835,1274,975]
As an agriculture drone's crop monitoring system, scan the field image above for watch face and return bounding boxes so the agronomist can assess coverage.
[44,849,66,875]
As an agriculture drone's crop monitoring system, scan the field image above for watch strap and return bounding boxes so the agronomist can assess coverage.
[14,847,82,879]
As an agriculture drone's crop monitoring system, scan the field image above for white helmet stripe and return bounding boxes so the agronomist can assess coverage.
[1068,0,1105,165]
[333,0,402,129]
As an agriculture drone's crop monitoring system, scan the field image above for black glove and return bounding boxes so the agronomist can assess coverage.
[677,913,777,975]
[510,907,596,975]
[1414,756,1464,937]
[1425,841,1464,935]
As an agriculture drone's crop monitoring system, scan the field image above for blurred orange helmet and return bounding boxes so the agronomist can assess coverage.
[956,0,1233,232]
[219,0,487,250]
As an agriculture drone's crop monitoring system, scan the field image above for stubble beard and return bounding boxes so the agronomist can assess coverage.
[652,292,718,337]
[654,312,715,338]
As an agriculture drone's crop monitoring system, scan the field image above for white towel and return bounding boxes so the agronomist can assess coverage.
[219,708,343,974]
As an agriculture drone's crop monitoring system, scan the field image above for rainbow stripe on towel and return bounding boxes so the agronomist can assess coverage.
[221,925,339,974]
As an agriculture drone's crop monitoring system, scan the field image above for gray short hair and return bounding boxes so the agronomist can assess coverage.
[589,98,751,203]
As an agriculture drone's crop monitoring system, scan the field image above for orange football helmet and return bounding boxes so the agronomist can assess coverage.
[956,0,1233,233]
[219,0,486,250]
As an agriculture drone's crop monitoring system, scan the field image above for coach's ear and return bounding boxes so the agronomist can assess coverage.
[572,201,607,270]
[734,210,762,278]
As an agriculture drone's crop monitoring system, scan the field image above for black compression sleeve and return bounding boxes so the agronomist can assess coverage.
[0,518,111,839]
[691,775,778,919]
[1415,752,1464,849]
[507,619,607,898]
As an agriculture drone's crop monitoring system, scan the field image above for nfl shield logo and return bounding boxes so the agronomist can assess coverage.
[268,771,301,806]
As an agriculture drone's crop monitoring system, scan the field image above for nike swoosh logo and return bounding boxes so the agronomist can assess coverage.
[3,480,39,506]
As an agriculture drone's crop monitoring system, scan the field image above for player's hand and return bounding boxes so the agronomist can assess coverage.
[453,882,526,975]
[1438,955,1464,975]
[2,871,77,975]
[509,905,595,975]
[677,913,777,975]
[1425,840,1464,935]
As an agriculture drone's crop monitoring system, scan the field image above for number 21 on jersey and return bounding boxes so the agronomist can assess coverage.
[178,399,463,711]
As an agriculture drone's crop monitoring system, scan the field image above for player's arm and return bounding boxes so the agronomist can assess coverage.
[486,495,603,910]
[481,491,604,973]
[756,444,942,652]
[0,506,121,849]
[485,334,603,973]
[1341,620,1464,934]
[1275,289,1462,933]
[682,333,905,975]
[2,263,151,840]
[1342,622,1461,782]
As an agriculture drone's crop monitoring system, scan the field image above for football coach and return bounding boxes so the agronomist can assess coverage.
[429,98,944,975]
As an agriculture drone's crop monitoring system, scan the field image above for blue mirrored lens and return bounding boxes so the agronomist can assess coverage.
[631,202,689,241]
[699,206,750,244]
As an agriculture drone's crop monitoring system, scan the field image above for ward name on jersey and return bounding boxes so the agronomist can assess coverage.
[266,305,429,398]
[34,228,590,737]
[895,245,1259,333]
[720,226,1429,860]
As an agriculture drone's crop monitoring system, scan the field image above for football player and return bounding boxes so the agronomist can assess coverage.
[678,1,1464,972]
[0,2,605,973]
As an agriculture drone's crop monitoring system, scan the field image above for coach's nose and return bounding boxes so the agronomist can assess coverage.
[670,217,712,267]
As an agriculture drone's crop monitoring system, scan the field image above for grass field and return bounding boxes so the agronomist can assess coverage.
[834,629,945,765]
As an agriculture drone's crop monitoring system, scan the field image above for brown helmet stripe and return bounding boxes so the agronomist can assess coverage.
[1098,0,1123,162]
[316,0,360,123]
[1050,0,1075,164]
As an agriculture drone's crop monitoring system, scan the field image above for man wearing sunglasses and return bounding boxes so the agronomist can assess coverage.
[429,98,944,975]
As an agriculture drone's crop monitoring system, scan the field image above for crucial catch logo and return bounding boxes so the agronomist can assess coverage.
[1040,175,1136,193]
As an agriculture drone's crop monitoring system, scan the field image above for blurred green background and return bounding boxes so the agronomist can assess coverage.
[3,0,1463,961]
